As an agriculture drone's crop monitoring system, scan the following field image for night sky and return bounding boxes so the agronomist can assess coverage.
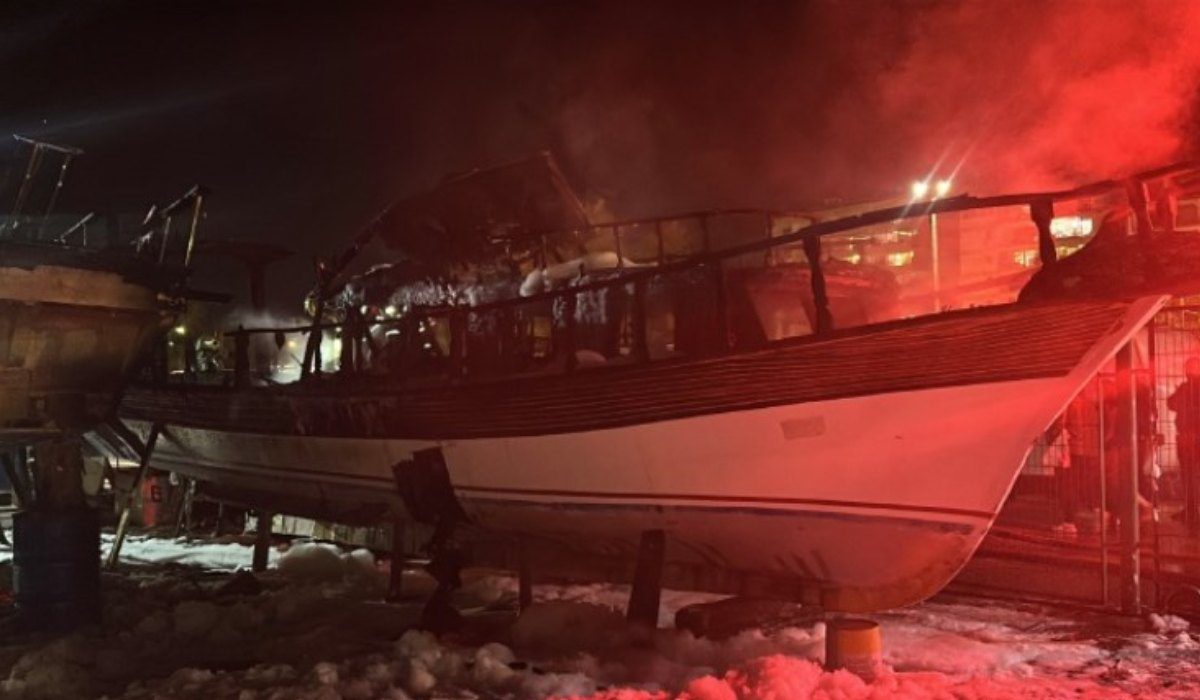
[2,1,1197,311]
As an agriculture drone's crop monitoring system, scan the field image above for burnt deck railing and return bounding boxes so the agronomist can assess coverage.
[222,162,1197,387]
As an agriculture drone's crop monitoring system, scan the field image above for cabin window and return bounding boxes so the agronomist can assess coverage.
[1050,191,1125,261]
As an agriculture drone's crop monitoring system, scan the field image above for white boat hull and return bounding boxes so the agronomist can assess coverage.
[119,297,1165,610]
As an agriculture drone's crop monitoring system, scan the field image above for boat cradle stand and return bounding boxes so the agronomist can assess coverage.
[105,421,161,568]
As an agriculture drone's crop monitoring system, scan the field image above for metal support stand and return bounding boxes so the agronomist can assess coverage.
[825,617,883,681]
[626,529,665,627]
[107,424,161,569]
[253,510,274,572]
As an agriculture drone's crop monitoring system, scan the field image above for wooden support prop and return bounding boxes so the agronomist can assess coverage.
[253,510,274,572]
[107,424,161,569]
[174,478,195,537]
[387,517,405,601]
[626,529,665,627]
[518,541,534,611]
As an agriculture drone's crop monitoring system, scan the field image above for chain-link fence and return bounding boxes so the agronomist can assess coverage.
[953,302,1200,615]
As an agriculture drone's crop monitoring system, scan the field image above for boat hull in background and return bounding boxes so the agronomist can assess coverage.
[0,264,166,447]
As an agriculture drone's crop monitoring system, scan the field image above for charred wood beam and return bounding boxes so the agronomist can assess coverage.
[234,327,250,388]
[802,236,834,335]
[631,277,649,363]
[1125,177,1163,281]
[1031,199,1057,269]
[106,418,149,463]
[563,292,578,372]
[226,162,1200,346]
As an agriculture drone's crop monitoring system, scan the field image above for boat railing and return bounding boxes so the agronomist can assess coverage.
[216,161,1198,388]
[2,134,209,274]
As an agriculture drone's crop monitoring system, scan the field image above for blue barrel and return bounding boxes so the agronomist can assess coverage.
[12,508,101,630]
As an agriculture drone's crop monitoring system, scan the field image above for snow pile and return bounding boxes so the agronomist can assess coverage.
[1150,613,1191,635]
[879,602,1107,677]
[276,542,380,584]
[7,536,1200,699]
[1,540,395,699]
[2,635,95,700]
[512,601,634,653]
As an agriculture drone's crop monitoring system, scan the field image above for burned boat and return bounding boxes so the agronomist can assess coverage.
[0,136,208,449]
[0,136,214,629]
[117,155,1198,612]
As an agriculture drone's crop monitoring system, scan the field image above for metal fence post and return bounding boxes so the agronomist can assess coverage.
[1098,383,1110,607]
[1117,345,1142,614]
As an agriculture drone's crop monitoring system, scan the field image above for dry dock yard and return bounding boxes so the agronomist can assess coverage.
[7,3,1200,699]
[1,533,1199,700]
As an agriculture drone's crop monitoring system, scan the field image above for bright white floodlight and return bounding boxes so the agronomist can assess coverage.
[911,181,930,199]
[935,179,952,197]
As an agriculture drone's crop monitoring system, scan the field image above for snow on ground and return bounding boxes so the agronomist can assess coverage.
[0,532,280,570]
[2,534,1200,699]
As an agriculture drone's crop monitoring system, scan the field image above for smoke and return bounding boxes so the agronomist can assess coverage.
[851,0,1200,192]
[547,1,1200,213]
[5,2,1199,309]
